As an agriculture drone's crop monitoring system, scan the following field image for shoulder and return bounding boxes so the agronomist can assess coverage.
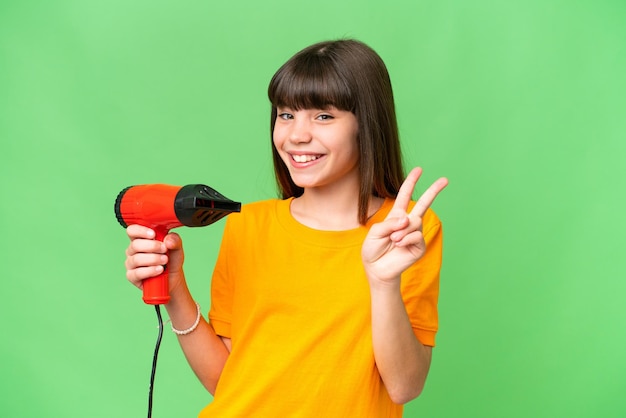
[241,198,282,212]
[224,198,285,229]
[240,198,284,219]
[404,201,442,239]
[421,207,441,230]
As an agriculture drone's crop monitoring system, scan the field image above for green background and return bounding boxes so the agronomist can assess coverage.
[1,0,625,417]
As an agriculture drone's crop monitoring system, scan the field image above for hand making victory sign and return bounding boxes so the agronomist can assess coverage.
[362,167,448,286]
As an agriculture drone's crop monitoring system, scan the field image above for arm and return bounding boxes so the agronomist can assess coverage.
[125,226,230,394]
[369,279,432,404]
[362,168,447,404]
[164,280,231,395]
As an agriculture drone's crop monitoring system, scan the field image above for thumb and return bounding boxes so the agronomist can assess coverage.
[163,232,185,273]
[163,232,183,251]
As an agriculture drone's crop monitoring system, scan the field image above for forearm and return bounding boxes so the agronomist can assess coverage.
[165,282,230,395]
[370,279,432,404]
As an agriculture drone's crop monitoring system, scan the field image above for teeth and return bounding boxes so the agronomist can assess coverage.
[293,154,319,163]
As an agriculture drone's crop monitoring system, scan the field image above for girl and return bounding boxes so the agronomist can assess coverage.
[125,39,448,417]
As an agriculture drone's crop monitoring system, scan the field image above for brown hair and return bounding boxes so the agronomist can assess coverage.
[268,39,405,225]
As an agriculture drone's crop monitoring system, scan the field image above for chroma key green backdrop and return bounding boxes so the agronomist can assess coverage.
[1,1,625,417]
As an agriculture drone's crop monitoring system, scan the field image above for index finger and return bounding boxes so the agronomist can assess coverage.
[391,167,424,214]
[126,224,156,240]
[410,177,449,218]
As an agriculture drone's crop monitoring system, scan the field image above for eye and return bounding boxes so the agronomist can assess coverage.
[277,112,293,120]
[316,113,334,121]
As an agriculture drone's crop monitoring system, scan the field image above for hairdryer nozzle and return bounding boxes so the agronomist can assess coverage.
[174,184,242,227]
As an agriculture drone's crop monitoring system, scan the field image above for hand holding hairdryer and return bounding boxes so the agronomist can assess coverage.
[115,184,241,304]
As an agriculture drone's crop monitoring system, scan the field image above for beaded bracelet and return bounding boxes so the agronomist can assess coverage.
[169,302,202,335]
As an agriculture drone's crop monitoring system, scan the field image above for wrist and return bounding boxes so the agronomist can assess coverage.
[168,301,202,335]
[165,297,203,335]
[366,272,402,293]
[163,284,198,327]
[165,275,191,306]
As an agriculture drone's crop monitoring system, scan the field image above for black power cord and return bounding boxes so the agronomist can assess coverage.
[148,305,164,418]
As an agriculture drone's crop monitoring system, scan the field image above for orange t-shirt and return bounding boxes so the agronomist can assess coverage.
[203,198,443,418]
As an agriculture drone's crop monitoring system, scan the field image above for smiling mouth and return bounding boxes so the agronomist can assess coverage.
[291,154,323,163]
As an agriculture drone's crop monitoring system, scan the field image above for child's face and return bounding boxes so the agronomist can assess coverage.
[273,107,359,193]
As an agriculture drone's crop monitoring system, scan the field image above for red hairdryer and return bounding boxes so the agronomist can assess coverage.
[115,184,241,304]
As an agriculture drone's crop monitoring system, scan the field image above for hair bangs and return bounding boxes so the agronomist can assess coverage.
[269,54,354,112]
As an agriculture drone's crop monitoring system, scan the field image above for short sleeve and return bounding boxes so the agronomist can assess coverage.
[401,208,443,347]
[208,215,237,338]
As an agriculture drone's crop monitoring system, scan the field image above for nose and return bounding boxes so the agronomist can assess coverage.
[288,118,312,144]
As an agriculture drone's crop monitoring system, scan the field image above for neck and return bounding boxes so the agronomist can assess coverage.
[290,188,383,231]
